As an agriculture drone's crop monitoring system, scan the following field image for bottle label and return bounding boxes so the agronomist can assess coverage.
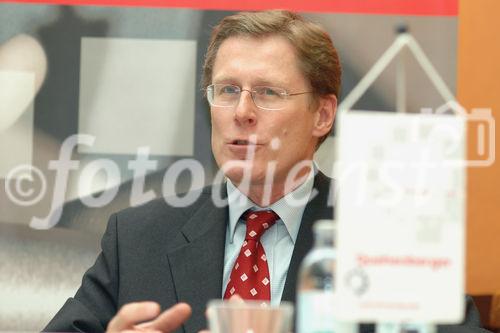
[297,291,356,333]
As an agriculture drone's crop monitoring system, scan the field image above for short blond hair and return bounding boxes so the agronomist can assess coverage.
[202,10,342,146]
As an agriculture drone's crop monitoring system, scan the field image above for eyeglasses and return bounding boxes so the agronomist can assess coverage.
[206,84,313,111]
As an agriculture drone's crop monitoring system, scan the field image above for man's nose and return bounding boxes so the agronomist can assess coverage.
[234,90,257,126]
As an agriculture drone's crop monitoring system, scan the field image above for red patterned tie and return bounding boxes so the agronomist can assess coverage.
[224,210,279,301]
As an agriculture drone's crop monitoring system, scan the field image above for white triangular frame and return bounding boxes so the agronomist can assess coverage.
[339,32,462,115]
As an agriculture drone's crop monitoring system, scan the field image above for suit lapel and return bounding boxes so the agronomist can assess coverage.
[167,189,228,333]
[281,172,334,304]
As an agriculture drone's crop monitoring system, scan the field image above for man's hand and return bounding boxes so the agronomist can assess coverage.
[107,302,192,333]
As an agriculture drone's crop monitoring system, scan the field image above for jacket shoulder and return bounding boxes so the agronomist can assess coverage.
[111,184,221,243]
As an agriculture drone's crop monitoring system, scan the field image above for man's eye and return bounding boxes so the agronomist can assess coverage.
[220,86,239,94]
[256,87,279,96]
[265,88,279,96]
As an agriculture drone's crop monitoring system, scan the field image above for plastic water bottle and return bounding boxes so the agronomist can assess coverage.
[297,220,356,333]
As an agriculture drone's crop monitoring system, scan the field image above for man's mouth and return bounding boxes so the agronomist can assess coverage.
[227,139,262,156]
[232,139,253,145]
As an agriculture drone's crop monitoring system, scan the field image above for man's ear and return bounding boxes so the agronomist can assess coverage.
[312,94,337,138]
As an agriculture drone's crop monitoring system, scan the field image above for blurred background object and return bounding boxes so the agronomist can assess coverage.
[0,34,47,132]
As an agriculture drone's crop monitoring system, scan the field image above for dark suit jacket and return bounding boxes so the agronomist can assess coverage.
[44,172,489,333]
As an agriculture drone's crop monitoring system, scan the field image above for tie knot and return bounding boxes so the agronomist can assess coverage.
[243,210,279,240]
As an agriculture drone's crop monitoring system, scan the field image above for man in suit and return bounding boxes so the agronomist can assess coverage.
[45,10,488,333]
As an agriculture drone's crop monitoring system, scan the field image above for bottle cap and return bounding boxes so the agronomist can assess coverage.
[313,219,336,232]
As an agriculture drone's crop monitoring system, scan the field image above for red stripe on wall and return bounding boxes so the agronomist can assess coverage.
[1,0,458,16]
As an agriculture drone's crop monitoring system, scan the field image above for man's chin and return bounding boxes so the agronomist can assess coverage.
[223,169,267,187]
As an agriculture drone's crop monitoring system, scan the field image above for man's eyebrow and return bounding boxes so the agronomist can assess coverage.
[212,75,287,87]
[254,78,287,87]
[212,75,237,84]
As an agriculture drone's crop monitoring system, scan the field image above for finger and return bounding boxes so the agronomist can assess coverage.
[205,296,243,320]
[139,303,192,332]
[107,302,160,332]
[228,294,244,304]
[198,330,210,333]
[205,296,244,320]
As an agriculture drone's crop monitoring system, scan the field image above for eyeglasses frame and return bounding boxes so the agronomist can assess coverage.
[205,83,314,111]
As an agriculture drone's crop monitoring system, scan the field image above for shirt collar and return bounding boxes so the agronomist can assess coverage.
[226,164,316,245]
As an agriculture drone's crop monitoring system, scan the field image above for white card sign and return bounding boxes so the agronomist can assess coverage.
[335,111,466,323]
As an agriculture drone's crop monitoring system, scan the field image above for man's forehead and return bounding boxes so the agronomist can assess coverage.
[211,35,304,86]
[216,34,296,55]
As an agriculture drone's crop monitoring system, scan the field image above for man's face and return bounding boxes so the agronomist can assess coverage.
[210,35,329,188]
